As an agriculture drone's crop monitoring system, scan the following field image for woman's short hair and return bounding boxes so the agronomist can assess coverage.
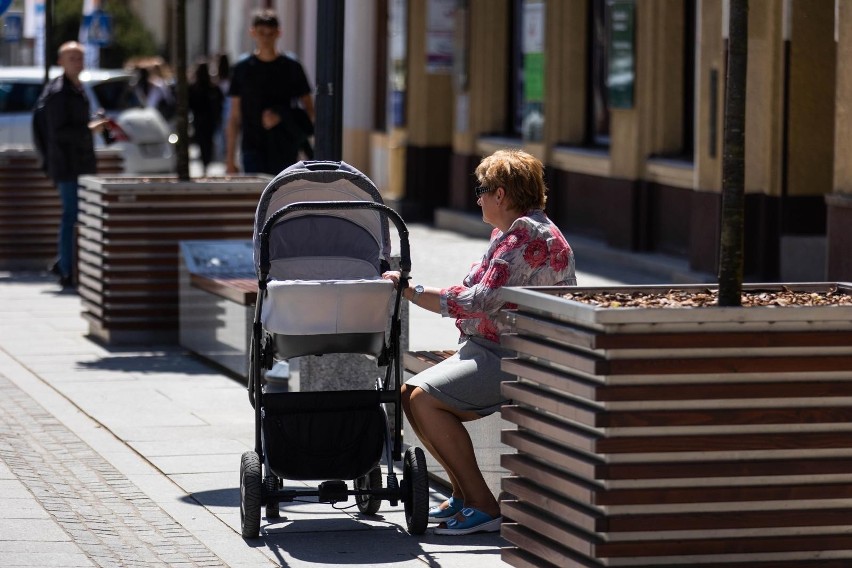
[475,149,547,212]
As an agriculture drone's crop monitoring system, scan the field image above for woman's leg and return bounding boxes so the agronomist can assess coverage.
[401,383,463,503]
[404,385,499,518]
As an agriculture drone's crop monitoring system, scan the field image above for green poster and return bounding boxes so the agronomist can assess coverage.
[608,0,635,109]
[524,52,544,103]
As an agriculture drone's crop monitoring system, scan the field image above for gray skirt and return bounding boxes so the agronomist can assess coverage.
[406,337,516,416]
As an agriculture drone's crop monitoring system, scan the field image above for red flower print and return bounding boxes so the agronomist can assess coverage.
[470,263,487,283]
[447,298,465,318]
[483,262,510,289]
[550,243,570,272]
[494,227,531,258]
[477,318,500,342]
[523,238,549,268]
[506,227,531,248]
[447,285,467,296]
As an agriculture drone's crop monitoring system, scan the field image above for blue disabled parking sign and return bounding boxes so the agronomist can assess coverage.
[82,9,112,46]
[0,0,12,18]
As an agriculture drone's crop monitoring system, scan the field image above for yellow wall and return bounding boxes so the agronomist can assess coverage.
[696,0,724,192]
[406,0,454,147]
[744,0,785,196]
[835,0,852,196]
[786,0,836,198]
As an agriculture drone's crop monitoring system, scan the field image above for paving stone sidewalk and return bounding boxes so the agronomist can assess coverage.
[0,372,226,567]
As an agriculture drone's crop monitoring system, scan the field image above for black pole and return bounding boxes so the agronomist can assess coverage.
[175,0,190,180]
[43,0,53,85]
[315,0,344,161]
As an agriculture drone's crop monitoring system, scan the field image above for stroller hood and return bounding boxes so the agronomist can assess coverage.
[253,161,391,279]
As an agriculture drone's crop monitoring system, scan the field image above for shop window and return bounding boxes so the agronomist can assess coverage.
[505,0,524,138]
[493,0,545,141]
[681,0,696,160]
[586,0,611,147]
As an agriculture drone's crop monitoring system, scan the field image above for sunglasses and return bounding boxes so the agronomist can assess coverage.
[474,185,494,198]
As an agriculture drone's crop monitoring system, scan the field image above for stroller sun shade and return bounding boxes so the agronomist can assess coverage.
[253,162,392,280]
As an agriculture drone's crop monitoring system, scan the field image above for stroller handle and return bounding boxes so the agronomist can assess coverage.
[258,200,412,279]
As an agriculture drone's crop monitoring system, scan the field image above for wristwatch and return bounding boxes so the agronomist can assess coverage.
[411,284,425,305]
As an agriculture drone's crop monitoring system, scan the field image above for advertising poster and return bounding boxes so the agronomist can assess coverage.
[522,0,544,141]
[426,0,454,73]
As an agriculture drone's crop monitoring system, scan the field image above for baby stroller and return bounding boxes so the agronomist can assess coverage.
[240,160,429,538]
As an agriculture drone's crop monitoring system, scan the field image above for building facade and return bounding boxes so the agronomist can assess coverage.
[393,0,850,283]
[6,0,849,281]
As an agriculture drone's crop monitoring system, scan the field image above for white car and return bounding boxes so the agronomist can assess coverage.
[0,66,176,174]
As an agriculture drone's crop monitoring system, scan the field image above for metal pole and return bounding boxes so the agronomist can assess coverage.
[43,0,53,85]
[314,0,344,161]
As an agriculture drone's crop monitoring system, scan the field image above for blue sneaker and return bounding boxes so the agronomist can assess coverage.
[433,507,502,536]
[428,496,464,522]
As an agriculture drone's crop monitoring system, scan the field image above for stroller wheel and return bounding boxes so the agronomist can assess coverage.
[354,465,383,516]
[264,475,281,519]
[402,447,428,535]
[240,451,262,538]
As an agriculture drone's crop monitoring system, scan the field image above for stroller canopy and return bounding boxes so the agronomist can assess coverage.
[253,161,392,280]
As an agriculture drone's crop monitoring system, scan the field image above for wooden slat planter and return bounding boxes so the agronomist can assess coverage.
[498,283,852,567]
[0,147,122,269]
[76,174,269,344]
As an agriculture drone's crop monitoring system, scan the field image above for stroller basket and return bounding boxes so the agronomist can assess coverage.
[263,390,385,481]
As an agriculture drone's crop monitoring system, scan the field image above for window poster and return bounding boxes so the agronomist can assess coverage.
[608,0,636,109]
[522,0,545,141]
[426,0,455,73]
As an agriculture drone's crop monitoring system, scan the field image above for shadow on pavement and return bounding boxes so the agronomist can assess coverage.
[256,517,503,567]
[76,349,216,375]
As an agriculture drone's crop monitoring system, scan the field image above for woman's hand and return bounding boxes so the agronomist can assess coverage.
[381,271,401,289]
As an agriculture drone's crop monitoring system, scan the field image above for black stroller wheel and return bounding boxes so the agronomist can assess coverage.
[402,447,428,535]
[354,465,382,515]
[264,474,281,519]
[240,451,262,538]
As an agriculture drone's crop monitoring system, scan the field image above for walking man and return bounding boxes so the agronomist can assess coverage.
[225,9,315,175]
[37,41,106,288]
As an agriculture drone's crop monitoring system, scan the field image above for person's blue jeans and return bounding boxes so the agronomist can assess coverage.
[56,179,79,278]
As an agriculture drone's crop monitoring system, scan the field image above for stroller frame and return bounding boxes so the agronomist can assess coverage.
[240,161,429,538]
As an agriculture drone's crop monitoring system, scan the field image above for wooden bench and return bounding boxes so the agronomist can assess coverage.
[402,348,516,499]
[189,273,257,305]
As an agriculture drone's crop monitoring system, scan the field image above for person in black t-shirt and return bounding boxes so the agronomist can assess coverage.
[225,9,315,175]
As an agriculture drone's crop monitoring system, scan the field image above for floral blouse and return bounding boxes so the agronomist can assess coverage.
[439,210,577,343]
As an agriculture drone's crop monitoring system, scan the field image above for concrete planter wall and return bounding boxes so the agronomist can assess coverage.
[498,283,852,567]
[77,174,269,344]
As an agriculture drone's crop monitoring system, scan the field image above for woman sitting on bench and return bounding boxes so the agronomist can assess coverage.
[382,149,577,535]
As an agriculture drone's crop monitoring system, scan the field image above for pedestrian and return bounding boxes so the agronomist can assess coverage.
[132,62,175,122]
[382,150,577,535]
[212,52,231,162]
[37,41,107,288]
[225,9,315,175]
[188,59,224,175]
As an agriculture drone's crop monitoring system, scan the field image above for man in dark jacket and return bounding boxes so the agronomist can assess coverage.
[39,41,106,288]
